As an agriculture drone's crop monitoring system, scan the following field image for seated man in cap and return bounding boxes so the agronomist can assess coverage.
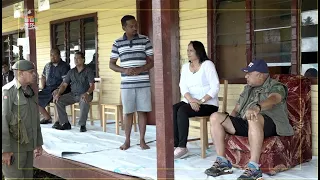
[204,59,294,180]
[39,48,70,124]
[52,51,95,132]
[2,60,43,179]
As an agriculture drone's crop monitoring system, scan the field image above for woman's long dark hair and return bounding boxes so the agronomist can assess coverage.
[189,41,210,63]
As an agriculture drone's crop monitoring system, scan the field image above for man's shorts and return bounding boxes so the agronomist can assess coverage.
[121,87,152,114]
[229,114,278,138]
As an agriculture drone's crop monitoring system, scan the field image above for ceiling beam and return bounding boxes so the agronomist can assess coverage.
[2,0,23,8]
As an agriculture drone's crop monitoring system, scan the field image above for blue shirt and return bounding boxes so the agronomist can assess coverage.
[42,60,70,90]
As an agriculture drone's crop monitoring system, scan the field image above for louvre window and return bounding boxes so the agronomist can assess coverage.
[51,14,98,77]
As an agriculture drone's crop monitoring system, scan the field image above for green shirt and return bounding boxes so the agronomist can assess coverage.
[2,79,43,152]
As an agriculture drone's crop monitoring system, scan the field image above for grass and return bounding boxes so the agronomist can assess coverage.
[2,167,64,180]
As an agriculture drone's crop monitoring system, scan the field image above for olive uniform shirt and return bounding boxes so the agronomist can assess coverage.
[2,79,43,153]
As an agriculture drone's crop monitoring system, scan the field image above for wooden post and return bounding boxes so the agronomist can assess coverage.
[170,0,180,105]
[207,0,214,61]
[291,0,300,75]
[24,0,38,95]
[152,0,175,179]
[245,0,253,64]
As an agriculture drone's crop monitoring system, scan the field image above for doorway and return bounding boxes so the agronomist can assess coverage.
[137,0,155,125]
[136,0,180,125]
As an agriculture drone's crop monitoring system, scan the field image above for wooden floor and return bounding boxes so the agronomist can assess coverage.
[34,151,141,180]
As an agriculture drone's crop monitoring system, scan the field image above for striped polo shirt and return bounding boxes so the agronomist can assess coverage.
[110,33,154,89]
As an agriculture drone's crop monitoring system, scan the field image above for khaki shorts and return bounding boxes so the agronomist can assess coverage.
[121,87,152,114]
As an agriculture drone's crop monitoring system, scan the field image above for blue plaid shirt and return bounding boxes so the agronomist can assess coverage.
[42,59,70,89]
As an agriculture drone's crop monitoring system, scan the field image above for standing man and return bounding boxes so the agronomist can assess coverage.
[2,60,43,179]
[2,61,14,86]
[39,48,70,124]
[53,51,95,132]
[109,15,154,150]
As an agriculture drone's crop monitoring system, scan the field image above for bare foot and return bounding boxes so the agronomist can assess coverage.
[140,141,150,150]
[120,141,130,150]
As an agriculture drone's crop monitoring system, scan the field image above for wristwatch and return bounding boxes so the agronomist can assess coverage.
[86,92,90,95]
[200,98,205,104]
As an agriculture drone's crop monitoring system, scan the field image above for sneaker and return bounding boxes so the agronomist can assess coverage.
[204,157,233,177]
[80,126,87,132]
[40,118,52,124]
[174,147,188,159]
[237,163,263,180]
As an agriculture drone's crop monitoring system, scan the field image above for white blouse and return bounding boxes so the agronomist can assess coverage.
[179,60,220,107]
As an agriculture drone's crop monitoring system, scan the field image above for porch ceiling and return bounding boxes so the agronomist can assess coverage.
[2,5,13,19]
[2,0,22,8]
[2,0,65,18]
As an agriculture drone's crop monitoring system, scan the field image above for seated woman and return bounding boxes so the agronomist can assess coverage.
[173,41,220,159]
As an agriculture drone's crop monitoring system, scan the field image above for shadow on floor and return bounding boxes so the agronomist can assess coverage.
[2,168,64,180]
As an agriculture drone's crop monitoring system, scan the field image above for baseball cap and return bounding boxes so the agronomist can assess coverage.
[12,60,35,71]
[241,59,269,73]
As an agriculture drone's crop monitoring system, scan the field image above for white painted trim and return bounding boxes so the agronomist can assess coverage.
[254,26,291,32]
[267,62,291,67]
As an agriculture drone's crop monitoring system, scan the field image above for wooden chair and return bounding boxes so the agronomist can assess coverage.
[38,80,58,120]
[44,92,72,122]
[46,103,55,119]
[46,103,63,122]
[101,97,137,135]
[188,79,228,158]
[71,78,103,126]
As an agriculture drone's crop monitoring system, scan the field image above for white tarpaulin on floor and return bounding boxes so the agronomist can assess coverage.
[41,123,318,180]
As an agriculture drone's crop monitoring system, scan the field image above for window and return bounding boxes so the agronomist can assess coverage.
[209,0,316,83]
[50,13,98,77]
[301,0,318,78]
[253,0,292,74]
[2,31,25,67]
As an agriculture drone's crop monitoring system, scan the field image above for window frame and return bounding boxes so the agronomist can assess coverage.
[300,8,318,84]
[252,0,294,75]
[49,13,99,77]
[2,30,25,67]
[208,0,318,84]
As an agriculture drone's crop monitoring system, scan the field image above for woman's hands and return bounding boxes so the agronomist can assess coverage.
[188,97,201,112]
[190,102,200,112]
[188,97,200,104]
